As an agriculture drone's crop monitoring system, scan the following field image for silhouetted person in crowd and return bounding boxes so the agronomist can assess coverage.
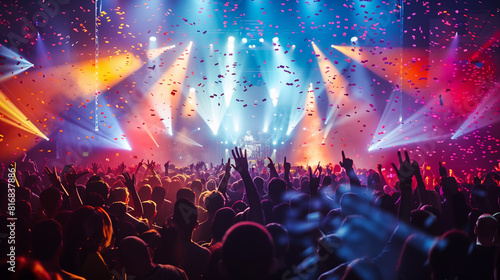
[61,205,114,280]
[169,198,211,280]
[31,219,85,280]
[221,221,275,280]
[193,190,225,243]
[429,230,470,280]
[118,236,187,280]
[468,214,498,280]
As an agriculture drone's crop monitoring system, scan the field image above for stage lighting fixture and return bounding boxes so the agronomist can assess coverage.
[259,38,264,43]
[272,37,279,43]
[209,44,213,47]
[350,36,358,43]
[189,88,196,93]
[228,36,235,43]
[150,36,157,42]
[292,45,296,49]
[273,149,277,152]
[242,38,248,43]
[273,141,277,145]
[197,127,201,130]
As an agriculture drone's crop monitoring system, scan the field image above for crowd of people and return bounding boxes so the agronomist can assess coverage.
[1,148,500,280]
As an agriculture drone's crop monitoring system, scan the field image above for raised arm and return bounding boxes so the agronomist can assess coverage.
[339,151,360,187]
[267,157,279,180]
[284,157,293,190]
[377,164,388,186]
[64,166,88,210]
[217,158,232,201]
[44,166,67,196]
[232,147,264,224]
[391,151,413,224]
[412,160,430,207]
[309,164,322,198]
[122,172,143,219]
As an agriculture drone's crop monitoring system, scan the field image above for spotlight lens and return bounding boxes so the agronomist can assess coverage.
[272,37,279,43]
[242,38,248,43]
[351,36,358,42]
[228,36,235,42]
[292,45,296,49]
[150,36,156,42]
[259,38,264,43]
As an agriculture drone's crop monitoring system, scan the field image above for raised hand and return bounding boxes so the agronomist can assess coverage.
[309,165,322,196]
[65,166,89,186]
[224,158,231,174]
[146,160,156,171]
[137,159,144,169]
[411,160,422,179]
[315,162,322,175]
[122,172,143,218]
[90,162,101,174]
[231,148,263,223]
[391,151,414,188]
[121,172,136,192]
[44,166,65,195]
[339,151,354,171]
[284,157,291,173]
[44,166,61,186]
[267,156,279,179]
[218,158,232,195]
[231,147,249,174]
[438,162,447,178]
[267,157,275,170]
